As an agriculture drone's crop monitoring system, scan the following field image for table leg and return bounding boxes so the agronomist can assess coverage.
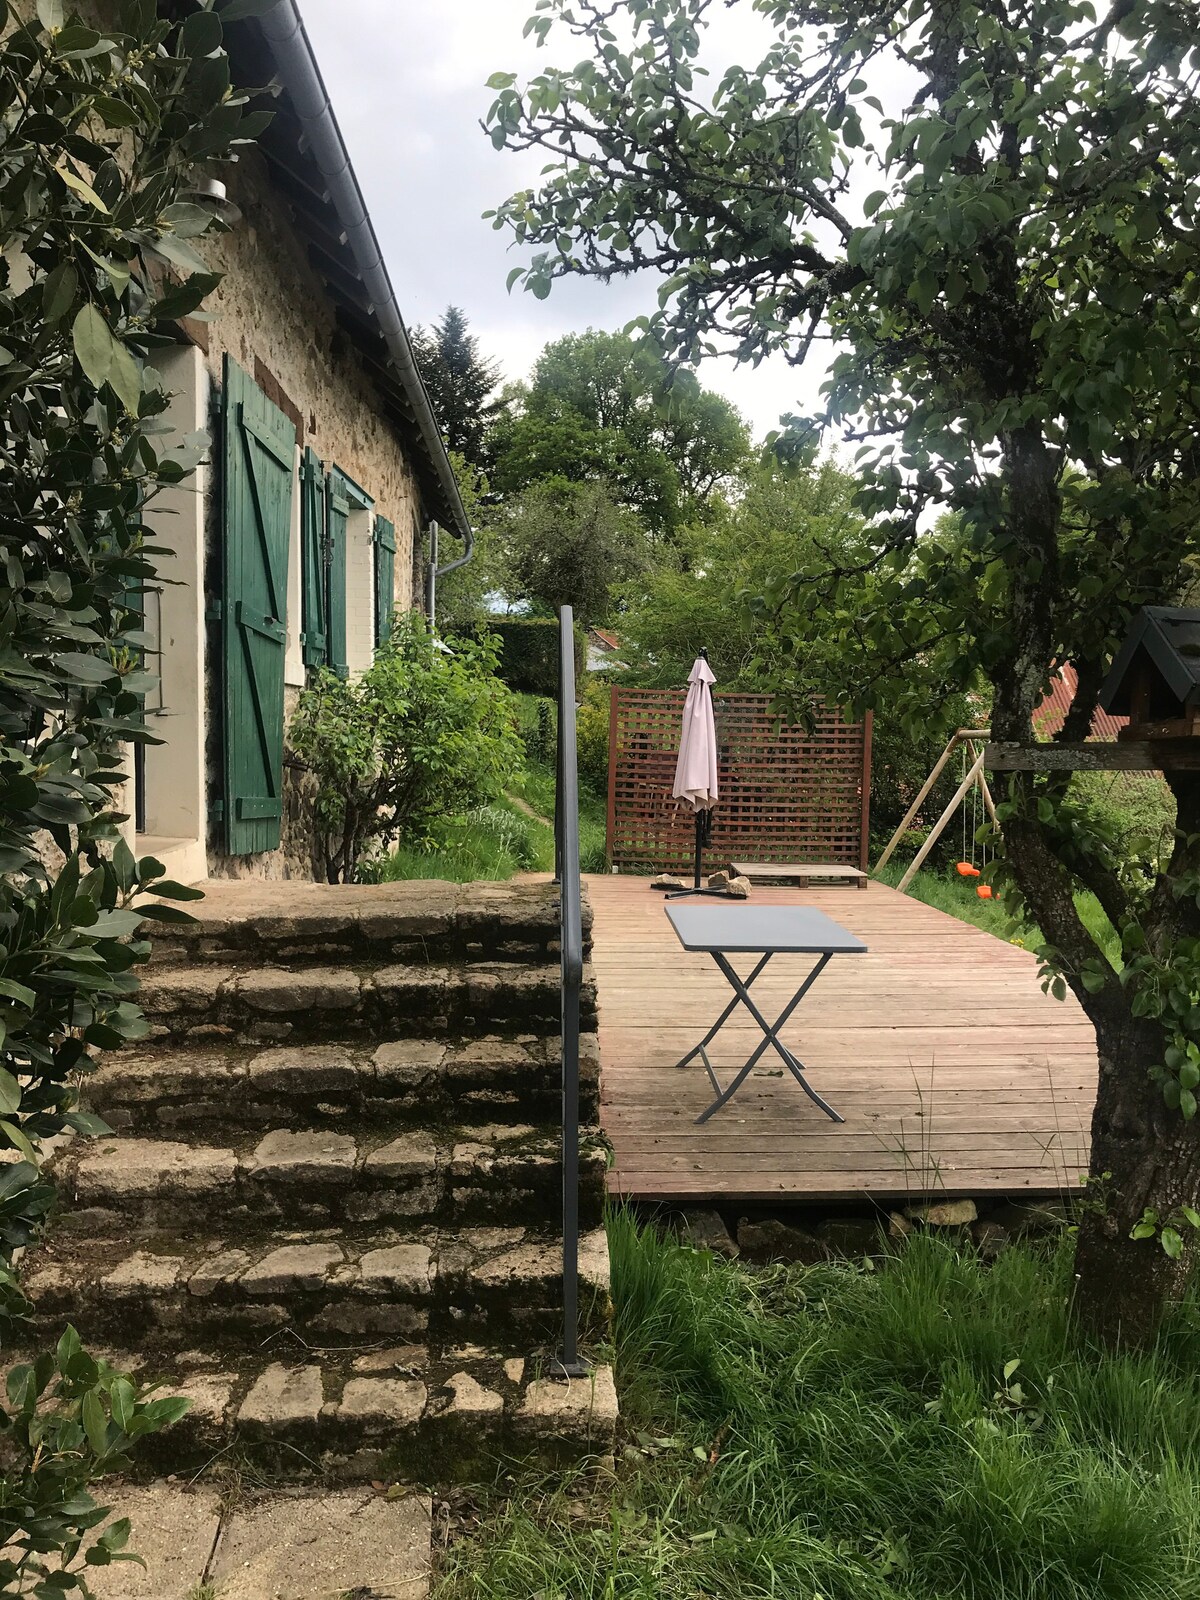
[690,952,844,1126]
[673,952,772,1071]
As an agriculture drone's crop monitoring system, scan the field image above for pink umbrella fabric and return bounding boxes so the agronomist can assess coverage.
[672,656,719,810]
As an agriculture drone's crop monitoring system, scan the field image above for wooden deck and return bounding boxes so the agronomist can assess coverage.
[588,874,1098,1203]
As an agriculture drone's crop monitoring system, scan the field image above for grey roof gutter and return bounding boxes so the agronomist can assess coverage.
[257,0,473,554]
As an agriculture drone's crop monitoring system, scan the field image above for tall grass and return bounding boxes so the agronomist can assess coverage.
[437,1216,1200,1599]
[873,861,1121,968]
[377,799,554,882]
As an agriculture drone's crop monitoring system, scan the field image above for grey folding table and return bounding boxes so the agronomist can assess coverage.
[665,903,868,1125]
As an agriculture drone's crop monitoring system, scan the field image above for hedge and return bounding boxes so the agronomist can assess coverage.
[482,617,586,696]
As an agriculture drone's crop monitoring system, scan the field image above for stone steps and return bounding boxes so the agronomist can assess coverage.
[144,877,591,968]
[53,1124,608,1233]
[84,1032,601,1132]
[25,1223,611,1353]
[138,958,596,1044]
[21,1341,618,1484]
[24,879,617,1486]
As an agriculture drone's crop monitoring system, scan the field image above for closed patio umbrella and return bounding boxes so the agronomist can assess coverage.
[666,652,731,898]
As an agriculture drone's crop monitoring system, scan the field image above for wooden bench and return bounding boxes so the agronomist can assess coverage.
[728,861,869,890]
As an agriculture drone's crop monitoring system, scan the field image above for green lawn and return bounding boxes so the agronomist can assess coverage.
[873,861,1121,968]
[438,1215,1200,1600]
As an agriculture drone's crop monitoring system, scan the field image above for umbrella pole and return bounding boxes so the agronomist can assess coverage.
[667,806,734,899]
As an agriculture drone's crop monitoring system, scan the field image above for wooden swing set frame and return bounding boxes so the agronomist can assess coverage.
[875,728,999,892]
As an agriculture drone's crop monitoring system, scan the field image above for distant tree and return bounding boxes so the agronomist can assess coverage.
[499,477,645,625]
[410,306,504,468]
[434,452,507,635]
[486,0,1200,1345]
[491,329,750,544]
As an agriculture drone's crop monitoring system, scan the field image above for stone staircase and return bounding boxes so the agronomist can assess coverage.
[26,879,616,1484]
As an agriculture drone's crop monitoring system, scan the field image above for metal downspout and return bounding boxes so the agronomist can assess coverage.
[258,0,473,565]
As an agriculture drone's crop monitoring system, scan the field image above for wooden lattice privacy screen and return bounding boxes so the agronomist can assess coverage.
[606,687,873,874]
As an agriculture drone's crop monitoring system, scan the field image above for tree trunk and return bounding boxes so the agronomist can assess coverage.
[1072,1012,1200,1346]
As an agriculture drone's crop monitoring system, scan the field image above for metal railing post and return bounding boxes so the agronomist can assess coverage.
[551,604,587,1378]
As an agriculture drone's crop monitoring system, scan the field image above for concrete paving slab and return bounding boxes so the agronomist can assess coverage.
[211,1489,431,1599]
[82,1484,221,1599]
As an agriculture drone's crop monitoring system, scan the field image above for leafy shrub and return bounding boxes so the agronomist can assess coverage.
[576,680,611,798]
[0,0,260,1584]
[290,617,523,881]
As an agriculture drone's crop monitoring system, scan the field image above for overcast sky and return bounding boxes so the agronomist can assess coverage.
[297,0,830,441]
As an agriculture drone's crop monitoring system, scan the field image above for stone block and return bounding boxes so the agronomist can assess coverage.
[102,1251,184,1294]
[436,1370,503,1420]
[75,1140,236,1202]
[357,1243,433,1296]
[518,1365,619,1444]
[188,1248,251,1299]
[210,1490,431,1600]
[905,1198,978,1227]
[239,1242,342,1296]
[335,1376,427,1428]
[244,1128,358,1185]
[237,966,360,1014]
[373,1039,447,1086]
[363,1132,438,1180]
[238,1363,324,1430]
[246,1043,358,1093]
[676,1208,739,1258]
[735,1218,826,1265]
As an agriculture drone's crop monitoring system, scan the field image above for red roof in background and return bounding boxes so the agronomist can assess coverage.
[1033,664,1127,741]
[589,627,621,651]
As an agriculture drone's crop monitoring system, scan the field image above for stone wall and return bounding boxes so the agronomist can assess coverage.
[194,154,428,881]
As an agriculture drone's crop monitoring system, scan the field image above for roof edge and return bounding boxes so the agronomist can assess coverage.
[257,0,472,551]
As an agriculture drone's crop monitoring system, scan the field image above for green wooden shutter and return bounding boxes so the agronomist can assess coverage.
[300,447,327,667]
[325,476,349,679]
[373,515,396,648]
[221,356,295,855]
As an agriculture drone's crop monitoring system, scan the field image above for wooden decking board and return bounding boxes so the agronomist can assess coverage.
[588,873,1098,1203]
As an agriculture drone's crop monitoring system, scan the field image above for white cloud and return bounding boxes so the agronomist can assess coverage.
[296,0,865,436]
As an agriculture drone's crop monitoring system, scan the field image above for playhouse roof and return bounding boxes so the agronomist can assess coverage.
[1099,607,1200,716]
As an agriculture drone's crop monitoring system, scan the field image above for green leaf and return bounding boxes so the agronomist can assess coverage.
[863,190,887,217]
[107,340,143,416]
[1161,1226,1183,1260]
[0,1068,21,1116]
[37,0,64,31]
[42,261,78,324]
[72,305,115,392]
[1181,1088,1197,1121]
[0,978,36,1008]
[145,879,205,901]
[57,165,110,213]
[82,1388,108,1456]
[180,8,222,55]
[1181,1205,1200,1230]
[0,1120,38,1164]
[110,1378,135,1432]
[55,651,118,685]
[1130,1221,1157,1239]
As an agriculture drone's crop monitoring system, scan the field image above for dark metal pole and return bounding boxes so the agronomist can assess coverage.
[552,605,587,1377]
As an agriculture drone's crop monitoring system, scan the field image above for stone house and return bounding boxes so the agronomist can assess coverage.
[136,2,471,884]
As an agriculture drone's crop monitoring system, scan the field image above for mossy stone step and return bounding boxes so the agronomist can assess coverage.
[15,1341,618,1485]
[24,1223,611,1353]
[84,1032,601,1132]
[52,1125,608,1232]
[144,878,592,968]
[137,960,596,1043]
